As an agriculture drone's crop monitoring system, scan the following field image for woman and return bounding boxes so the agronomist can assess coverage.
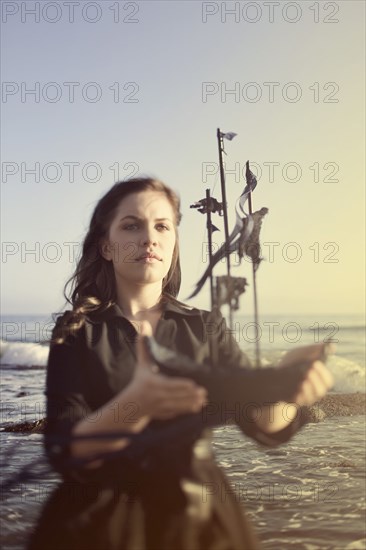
[29,177,333,550]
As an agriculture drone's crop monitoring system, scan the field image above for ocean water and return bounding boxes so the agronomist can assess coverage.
[0,313,365,549]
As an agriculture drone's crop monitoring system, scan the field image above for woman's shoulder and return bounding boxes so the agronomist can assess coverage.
[50,309,86,345]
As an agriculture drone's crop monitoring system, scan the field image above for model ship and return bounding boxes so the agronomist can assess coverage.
[188,128,268,368]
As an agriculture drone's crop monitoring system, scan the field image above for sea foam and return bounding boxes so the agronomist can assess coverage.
[0,340,49,367]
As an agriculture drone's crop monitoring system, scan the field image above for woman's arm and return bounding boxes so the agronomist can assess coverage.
[210,309,334,444]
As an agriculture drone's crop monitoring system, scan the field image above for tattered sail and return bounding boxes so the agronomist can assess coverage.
[238,207,268,271]
[223,160,257,245]
[240,161,258,215]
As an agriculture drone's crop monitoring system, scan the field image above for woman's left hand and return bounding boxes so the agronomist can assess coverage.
[292,360,334,407]
[255,343,335,434]
[278,343,335,407]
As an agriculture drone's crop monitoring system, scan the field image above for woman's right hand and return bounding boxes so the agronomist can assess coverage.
[128,321,208,420]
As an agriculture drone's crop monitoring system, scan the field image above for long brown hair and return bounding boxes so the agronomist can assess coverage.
[53,177,182,342]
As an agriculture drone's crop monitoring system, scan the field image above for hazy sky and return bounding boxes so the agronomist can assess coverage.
[1,0,365,316]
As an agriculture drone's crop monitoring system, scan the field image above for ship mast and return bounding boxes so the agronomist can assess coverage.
[217,128,234,327]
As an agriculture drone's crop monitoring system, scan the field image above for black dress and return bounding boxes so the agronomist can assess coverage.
[28,300,303,550]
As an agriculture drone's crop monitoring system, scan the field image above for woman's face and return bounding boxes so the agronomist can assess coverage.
[100,190,177,288]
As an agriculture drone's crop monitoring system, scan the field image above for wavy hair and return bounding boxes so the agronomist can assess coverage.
[53,177,182,343]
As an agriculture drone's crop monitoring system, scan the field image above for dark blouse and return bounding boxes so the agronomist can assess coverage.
[29,300,305,550]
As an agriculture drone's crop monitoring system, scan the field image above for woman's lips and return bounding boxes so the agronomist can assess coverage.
[135,254,162,262]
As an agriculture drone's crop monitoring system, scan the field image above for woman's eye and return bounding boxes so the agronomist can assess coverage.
[123,224,138,230]
[157,224,169,231]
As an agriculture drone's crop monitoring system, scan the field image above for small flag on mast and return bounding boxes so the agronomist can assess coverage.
[220,131,237,141]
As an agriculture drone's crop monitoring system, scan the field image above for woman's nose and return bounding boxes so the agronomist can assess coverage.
[141,226,157,246]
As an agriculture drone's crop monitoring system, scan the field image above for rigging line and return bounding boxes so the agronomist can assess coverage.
[248,192,261,368]
[211,169,219,197]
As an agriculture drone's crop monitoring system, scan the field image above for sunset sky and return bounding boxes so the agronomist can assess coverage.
[1,1,365,317]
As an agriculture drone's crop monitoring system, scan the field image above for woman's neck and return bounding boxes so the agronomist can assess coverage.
[116,282,163,320]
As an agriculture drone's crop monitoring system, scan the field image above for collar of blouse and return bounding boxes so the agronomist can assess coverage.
[88,299,202,324]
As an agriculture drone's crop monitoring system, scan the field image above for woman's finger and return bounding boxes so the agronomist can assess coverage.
[156,374,206,392]
[148,376,207,403]
[294,361,332,406]
[153,394,208,418]
[312,360,334,390]
[293,379,315,407]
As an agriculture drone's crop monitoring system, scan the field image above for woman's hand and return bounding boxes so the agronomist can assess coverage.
[278,343,334,407]
[128,321,208,421]
[255,343,334,434]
